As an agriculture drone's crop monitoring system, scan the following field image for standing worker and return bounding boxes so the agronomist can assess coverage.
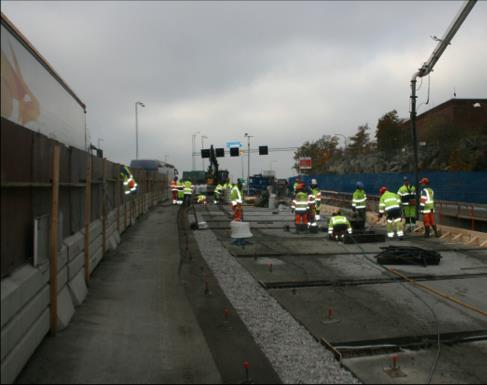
[307,183,318,231]
[378,186,404,240]
[352,181,367,229]
[183,179,193,207]
[176,179,184,205]
[230,179,244,221]
[170,176,178,205]
[310,179,322,221]
[120,165,138,195]
[397,176,416,232]
[292,182,309,232]
[419,177,440,238]
[328,210,352,241]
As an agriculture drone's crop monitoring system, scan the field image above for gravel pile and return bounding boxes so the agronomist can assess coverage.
[192,227,360,384]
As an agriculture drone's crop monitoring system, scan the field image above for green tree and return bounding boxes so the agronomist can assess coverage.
[347,124,371,156]
[376,110,404,153]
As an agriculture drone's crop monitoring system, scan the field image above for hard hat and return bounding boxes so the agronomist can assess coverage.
[356,181,364,189]
[174,176,178,181]
[296,182,305,191]
[379,186,387,195]
[403,176,408,181]
[311,179,318,185]
[420,177,429,185]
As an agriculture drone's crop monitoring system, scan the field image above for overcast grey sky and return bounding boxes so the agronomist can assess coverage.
[2,1,486,179]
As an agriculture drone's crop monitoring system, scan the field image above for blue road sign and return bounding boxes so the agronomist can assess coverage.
[226,141,243,148]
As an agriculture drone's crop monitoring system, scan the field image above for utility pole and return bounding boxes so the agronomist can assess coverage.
[135,101,145,159]
[244,133,253,195]
[410,0,476,215]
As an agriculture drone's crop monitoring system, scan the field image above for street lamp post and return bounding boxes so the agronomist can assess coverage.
[135,101,145,159]
[201,135,208,171]
[192,131,200,171]
[244,133,253,195]
[334,133,348,149]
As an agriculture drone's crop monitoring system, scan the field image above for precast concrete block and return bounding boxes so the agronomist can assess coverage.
[56,286,75,331]
[107,209,116,225]
[63,232,84,261]
[0,309,49,385]
[1,265,48,329]
[90,247,103,274]
[89,219,102,241]
[68,269,87,307]
[89,234,102,257]
[1,286,49,361]
[67,251,85,281]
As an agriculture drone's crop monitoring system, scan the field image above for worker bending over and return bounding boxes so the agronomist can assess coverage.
[352,181,367,229]
[230,179,244,221]
[197,193,208,205]
[328,210,352,241]
[378,186,404,240]
[397,176,416,232]
[292,182,309,232]
[214,183,223,204]
[419,177,439,238]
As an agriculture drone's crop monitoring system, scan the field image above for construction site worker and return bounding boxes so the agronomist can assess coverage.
[328,210,352,241]
[292,182,309,231]
[352,181,367,229]
[197,193,208,205]
[120,165,137,195]
[170,176,178,205]
[223,178,231,204]
[310,179,322,221]
[419,177,440,238]
[176,180,185,205]
[378,186,404,240]
[214,183,223,205]
[183,180,193,207]
[397,176,416,232]
[230,179,244,221]
[307,184,318,231]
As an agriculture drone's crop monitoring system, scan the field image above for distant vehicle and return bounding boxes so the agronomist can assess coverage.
[248,174,275,196]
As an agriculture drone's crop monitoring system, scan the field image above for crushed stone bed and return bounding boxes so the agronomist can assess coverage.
[192,226,360,384]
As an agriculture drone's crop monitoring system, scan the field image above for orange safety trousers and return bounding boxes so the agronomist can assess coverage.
[172,191,177,201]
[423,212,435,226]
[295,212,309,225]
[232,204,243,221]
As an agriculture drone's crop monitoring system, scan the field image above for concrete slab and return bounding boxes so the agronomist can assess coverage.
[269,278,487,345]
[63,232,84,261]
[342,341,487,384]
[56,285,75,331]
[67,251,84,281]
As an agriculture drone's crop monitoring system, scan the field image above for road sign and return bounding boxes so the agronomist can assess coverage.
[299,157,312,170]
[226,141,242,148]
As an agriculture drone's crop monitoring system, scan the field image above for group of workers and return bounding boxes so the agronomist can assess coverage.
[170,176,245,222]
[292,176,439,241]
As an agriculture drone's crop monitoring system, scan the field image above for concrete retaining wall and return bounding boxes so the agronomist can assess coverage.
[0,191,163,384]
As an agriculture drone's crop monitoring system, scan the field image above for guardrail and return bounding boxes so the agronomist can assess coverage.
[321,190,487,231]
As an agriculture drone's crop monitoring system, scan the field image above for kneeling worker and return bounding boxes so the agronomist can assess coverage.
[328,210,352,240]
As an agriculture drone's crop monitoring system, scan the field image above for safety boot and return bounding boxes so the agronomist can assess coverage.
[432,225,440,238]
[424,226,430,238]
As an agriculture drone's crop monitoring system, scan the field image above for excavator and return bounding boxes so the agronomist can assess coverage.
[206,145,229,196]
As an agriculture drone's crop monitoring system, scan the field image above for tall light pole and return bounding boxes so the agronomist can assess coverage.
[135,101,145,159]
[334,133,348,149]
[192,131,200,170]
[244,133,253,195]
[201,135,208,171]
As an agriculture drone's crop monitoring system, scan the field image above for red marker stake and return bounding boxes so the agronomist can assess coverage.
[243,361,250,382]
[392,354,398,369]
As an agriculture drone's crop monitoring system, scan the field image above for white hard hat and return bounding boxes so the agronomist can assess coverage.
[311,179,318,185]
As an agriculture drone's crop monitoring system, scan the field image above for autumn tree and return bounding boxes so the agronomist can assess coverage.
[376,110,406,154]
[346,124,372,156]
[293,135,340,173]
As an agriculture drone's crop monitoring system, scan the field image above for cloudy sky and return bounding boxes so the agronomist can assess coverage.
[2,1,486,179]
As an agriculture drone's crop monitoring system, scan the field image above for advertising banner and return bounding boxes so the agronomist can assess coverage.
[1,22,88,150]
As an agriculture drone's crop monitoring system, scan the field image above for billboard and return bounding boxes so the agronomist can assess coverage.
[299,157,312,170]
[1,19,88,150]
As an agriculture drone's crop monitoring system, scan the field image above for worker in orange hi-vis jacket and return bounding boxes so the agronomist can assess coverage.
[419,177,439,238]
[170,176,178,205]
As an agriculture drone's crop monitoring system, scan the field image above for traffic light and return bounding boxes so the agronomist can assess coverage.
[215,148,225,157]
[259,146,268,155]
[201,149,210,158]
[230,147,240,157]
